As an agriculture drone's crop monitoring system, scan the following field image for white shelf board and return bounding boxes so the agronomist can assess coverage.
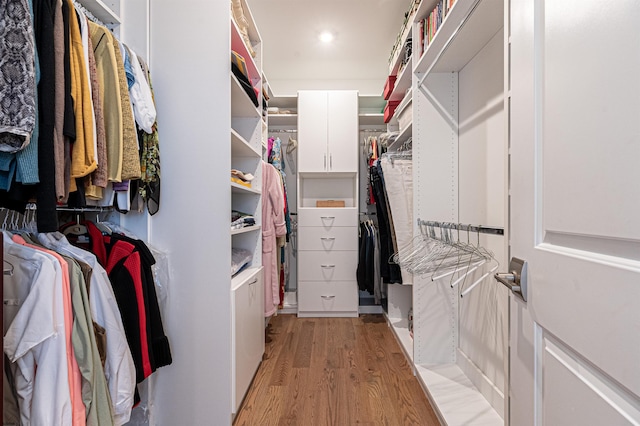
[231,74,261,119]
[79,0,120,25]
[268,114,297,126]
[388,123,413,151]
[231,129,261,157]
[268,95,297,109]
[231,224,261,236]
[414,0,504,75]
[359,95,385,111]
[388,62,412,102]
[414,0,439,21]
[231,182,261,194]
[298,171,357,179]
[231,266,262,290]
[358,113,385,126]
[415,364,503,426]
[388,317,414,363]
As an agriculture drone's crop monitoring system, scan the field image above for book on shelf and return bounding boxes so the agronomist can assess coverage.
[419,0,457,55]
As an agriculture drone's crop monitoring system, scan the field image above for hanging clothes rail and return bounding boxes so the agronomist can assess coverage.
[267,129,298,133]
[418,219,504,236]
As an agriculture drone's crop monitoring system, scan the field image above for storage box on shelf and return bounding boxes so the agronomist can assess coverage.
[384,100,400,123]
[395,88,413,133]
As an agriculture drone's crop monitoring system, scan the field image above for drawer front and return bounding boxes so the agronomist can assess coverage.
[297,250,358,282]
[298,281,358,313]
[297,208,358,228]
[297,226,358,251]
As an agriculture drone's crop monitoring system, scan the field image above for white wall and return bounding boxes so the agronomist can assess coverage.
[457,30,508,417]
[147,1,233,423]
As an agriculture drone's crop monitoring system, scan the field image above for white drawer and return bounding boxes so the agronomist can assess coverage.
[298,281,358,314]
[297,226,358,251]
[297,208,358,228]
[297,250,358,282]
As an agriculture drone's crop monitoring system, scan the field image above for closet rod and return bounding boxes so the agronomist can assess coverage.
[419,220,504,236]
[56,206,113,213]
[268,129,298,133]
[360,128,387,132]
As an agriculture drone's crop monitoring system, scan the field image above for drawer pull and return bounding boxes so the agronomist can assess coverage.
[320,264,336,268]
[248,278,258,286]
[320,237,336,241]
[321,295,336,300]
[320,216,335,220]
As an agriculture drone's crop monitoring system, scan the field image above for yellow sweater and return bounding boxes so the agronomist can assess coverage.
[68,0,97,184]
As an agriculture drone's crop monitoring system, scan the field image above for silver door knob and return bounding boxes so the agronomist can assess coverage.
[494,257,527,302]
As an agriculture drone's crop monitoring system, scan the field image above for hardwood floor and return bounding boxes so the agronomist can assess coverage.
[234,314,440,426]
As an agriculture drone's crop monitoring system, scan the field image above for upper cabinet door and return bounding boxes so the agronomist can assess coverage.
[327,90,358,173]
[298,91,329,172]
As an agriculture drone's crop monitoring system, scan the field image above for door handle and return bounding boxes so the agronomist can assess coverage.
[330,154,332,169]
[320,264,336,268]
[320,237,335,241]
[324,154,327,170]
[320,216,335,220]
[321,295,336,300]
[494,257,527,302]
[248,278,258,286]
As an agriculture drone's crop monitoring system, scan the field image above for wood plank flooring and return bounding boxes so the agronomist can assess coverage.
[234,314,440,426]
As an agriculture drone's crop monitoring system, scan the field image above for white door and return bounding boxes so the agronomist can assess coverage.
[327,90,358,173]
[298,91,328,172]
[509,1,640,425]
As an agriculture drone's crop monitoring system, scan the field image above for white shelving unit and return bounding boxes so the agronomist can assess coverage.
[229,0,265,416]
[383,0,508,425]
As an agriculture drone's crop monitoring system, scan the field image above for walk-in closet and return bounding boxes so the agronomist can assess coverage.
[2,0,639,424]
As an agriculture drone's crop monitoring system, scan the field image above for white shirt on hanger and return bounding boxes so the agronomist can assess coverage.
[3,234,72,426]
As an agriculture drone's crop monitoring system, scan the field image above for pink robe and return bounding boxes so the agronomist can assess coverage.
[261,162,287,316]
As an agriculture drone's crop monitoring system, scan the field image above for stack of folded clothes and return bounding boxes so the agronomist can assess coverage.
[231,210,256,230]
[231,169,255,188]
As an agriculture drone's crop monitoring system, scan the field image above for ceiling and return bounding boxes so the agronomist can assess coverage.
[248,0,409,97]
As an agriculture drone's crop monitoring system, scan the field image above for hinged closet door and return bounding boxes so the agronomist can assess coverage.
[509,0,640,425]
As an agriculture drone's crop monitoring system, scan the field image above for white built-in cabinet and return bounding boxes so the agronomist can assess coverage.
[297,91,359,317]
[297,91,358,173]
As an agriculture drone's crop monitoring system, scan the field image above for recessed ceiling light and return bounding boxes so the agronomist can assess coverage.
[319,31,334,43]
